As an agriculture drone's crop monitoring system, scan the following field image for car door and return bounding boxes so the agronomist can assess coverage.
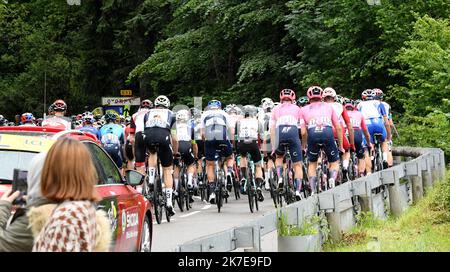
[84,142,141,252]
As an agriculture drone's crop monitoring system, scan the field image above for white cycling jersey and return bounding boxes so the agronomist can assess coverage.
[42,116,71,130]
[174,121,193,142]
[236,117,262,142]
[144,108,176,130]
[131,108,150,133]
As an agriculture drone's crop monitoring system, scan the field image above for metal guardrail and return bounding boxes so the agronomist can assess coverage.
[175,147,445,252]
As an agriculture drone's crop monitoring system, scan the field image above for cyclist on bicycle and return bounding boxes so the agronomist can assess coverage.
[259,98,275,191]
[99,112,125,170]
[42,99,72,130]
[374,88,394,167]
[172,109,197,203]
[130,99,153,174]
[200,99,235,205]
[358,89,392,169]
[344,99,372,177]
[20,113,36,126]
[79,112,101,139]
[322,87,355,183]
[270,89,307,200]
[236,105,265,202]
[143,95,177,216]
[124,116,135,172]
[302,86,344,194]
[191,107,205,192]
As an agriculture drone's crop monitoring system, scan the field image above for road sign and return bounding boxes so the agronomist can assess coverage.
[102,97,141,106]
[120,89,133,96]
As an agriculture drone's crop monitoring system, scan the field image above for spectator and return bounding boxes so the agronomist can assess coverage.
[0,152,53,252]
[32,138,111,252]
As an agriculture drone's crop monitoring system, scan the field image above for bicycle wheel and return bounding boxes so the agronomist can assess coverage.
[176,177,184,212]
[233,172,241,200]
[183,171,191,211]
[247,168,255,213]
[154,176,163,224]
[283,167,292,204]
[254,179,259,211]
[268,170,278,208]
[216,175,223,213]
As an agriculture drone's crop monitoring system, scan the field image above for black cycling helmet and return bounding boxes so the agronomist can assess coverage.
[297,96,309,107]
[104,112,117,122]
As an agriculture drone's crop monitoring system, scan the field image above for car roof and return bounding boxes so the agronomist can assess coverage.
[0,126,99,152]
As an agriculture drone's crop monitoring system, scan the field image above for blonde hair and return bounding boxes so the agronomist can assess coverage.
[41,137,100,202]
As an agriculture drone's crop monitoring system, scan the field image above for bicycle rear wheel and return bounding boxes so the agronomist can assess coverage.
[154,176,163,224]
[268,171,278,208]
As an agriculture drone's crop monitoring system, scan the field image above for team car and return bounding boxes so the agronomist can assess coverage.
[0,126,153,252]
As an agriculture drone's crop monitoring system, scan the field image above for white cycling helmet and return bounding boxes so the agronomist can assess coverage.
[261,97,273,106]
[262,100,275,111]
[323,87,337,98]
[176,109,190,122]
[154,95,170,108]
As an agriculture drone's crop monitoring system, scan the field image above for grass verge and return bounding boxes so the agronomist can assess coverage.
[324,171,450,252]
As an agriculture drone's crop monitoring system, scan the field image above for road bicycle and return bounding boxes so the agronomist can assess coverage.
[143,143,173,224]
[213,144,230,213]
[316,144,331,193]
[278,143,297,205]
[174,155,191,212]
[240,153,259,213]
[371,133,384,173]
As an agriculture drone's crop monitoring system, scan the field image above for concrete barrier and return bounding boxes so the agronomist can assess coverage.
[175,147,445,252]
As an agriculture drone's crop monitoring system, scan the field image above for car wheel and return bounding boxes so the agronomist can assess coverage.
[139,215,151,252]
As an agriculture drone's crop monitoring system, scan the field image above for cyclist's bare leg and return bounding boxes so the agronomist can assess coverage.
[381,141,389,165]
[187,163,196,188]
[358,154,366,176]
[206,160,215,183]
[240,156,248,179]
[364,149,372,174]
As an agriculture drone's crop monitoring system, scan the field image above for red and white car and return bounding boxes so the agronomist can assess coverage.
[0,126,153,252]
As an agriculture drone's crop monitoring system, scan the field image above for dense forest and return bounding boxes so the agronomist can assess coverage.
[0,0,449,155]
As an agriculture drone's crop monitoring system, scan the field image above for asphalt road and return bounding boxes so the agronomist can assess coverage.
[151,188,277,252]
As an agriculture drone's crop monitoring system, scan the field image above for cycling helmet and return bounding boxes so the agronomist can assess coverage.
[335,95,345,105]
[176,109,190,122]
[344,98,354,110]
[207,99,222,109]
[373,88,383,99]
[261,97,274,106]
[104,112,117,122]
[52,99,67,112]
[0,115,6,126]
[307,86,323,99]
[82,112,95,124]
[141,99,153,109]
[322,87,337,98]
[262,100,275,111]
[242,105,257,118]
[361,89,373,100]
[279,89,296,102]
[154,95,170,108]
[297,96,309,107]
[21,112,34,124]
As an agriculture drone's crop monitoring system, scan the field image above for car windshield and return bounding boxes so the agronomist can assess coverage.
[0,150,37,184]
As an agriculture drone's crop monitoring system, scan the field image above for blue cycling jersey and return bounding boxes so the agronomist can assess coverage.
[99,123,125,144]
[80,126,100,139]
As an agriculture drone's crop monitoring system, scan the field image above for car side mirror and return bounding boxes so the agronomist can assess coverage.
[125,170,144,186]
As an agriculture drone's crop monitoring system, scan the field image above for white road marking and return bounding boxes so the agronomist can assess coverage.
[179,211,201,218]
[201,205,211,210]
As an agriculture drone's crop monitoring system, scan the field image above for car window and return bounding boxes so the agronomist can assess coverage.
[0,150,37,183]
[84,142,122,185]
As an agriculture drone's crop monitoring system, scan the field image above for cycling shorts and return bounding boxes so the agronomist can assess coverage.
[366,118,387,144]
[237,141,262,164]
[144,127,173,167]
[354,129,365,159]
[274,125,302,163]
[177,141,195,166]
[134,131,146,164]
[204,140,233,161]
[307,127,339,163]
[104,144,123,168]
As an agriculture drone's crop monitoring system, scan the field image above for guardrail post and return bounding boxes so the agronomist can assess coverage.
[439,150,446,180]
[431,152,440,184]
[383,170,404,217]
[243,225,261,252]
[422,155,433,193]
[325,209,342,242]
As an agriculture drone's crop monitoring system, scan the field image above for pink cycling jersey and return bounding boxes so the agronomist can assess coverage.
[347,110,368,131]
[301,102,339,130]
[270,102,304,129]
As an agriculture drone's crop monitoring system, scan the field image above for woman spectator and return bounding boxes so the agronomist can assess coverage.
[32,138,111,252]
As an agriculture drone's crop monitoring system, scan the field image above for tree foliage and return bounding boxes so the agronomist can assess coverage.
[0,0,448,152]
